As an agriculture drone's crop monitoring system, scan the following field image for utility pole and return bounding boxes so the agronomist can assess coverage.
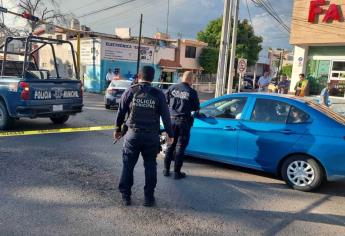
[227,0,239,94]
[166,0,170,36]
[137,14,143,75]
[221,0,234,95]
[215,0,231,97]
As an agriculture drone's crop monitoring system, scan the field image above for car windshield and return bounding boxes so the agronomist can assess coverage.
[306,100,345,126]
[110,80,131,88]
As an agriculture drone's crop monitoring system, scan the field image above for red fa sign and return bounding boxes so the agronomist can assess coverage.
[308,0,342,23]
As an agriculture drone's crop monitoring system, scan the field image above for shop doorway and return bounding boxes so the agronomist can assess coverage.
[160,71,174,89]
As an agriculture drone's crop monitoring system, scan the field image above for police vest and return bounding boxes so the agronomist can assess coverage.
[128,85,160,131]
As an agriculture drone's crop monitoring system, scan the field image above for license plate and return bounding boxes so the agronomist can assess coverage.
[53,105,63,112]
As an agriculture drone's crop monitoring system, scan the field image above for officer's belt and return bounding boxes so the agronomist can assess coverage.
[129,128,159,133]
[171,116,191,120]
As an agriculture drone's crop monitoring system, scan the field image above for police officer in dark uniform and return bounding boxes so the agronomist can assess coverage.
[164,71,200,179]
[114,66,174,207]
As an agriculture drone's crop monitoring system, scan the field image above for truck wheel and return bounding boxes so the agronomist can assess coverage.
[281,155,324,192]
[50,115,69,124]
[0,101,14,130]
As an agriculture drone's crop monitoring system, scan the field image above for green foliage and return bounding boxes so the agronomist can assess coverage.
[198,47,219,74]
[281,64,293,78]
[197,18,263,66]
[307,75,328,95]
[197,18,223,48]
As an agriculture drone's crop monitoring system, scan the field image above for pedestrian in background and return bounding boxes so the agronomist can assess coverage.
[114,66,174,207]
[106,69,114,87]
[277,74,290,94]
[164,71,200,179]
[258,71,271,92]
[320,83,332,107]
[295,74,309,97]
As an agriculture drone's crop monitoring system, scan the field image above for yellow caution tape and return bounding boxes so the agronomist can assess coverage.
[0,125,115,137]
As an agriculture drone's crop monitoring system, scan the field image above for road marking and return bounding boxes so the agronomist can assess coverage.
[0,125,115,137]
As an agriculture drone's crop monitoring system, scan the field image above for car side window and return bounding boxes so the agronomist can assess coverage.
[251,99,290,123]
[287,106,310,124]
[198,98,247,119]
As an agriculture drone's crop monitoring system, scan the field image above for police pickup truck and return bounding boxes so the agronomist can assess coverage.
[0,36,83,130]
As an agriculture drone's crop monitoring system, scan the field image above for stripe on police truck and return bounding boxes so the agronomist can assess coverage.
[0,125,115,137]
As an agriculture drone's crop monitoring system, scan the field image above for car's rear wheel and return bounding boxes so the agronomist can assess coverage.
[50,115,69,124]
[281,155,324,192]
[0,101,14,130]
[105,104,110,109]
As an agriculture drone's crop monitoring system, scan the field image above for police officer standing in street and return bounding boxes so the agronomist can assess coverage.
[114,66,174,207]
[164,71,200,179]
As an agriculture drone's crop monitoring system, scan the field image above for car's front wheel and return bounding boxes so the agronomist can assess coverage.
[281,155,324,192]
[50,115,69,124]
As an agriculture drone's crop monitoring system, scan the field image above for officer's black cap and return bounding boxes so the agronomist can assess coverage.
[141,66,155,82]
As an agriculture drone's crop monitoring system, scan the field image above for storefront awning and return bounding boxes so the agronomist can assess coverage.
[158,59,182,70]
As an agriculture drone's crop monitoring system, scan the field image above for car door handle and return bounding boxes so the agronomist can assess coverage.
[279,130,294,135]
[223,126,237,131]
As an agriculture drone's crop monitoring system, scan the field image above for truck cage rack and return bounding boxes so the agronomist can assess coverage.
[0,35,79,79]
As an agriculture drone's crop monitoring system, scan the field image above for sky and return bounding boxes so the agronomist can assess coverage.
[3,0,294,60]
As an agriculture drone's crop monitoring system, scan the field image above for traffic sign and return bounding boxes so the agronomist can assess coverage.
[238,58,247,74]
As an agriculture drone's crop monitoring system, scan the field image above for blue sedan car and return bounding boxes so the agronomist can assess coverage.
[170,93,345,192]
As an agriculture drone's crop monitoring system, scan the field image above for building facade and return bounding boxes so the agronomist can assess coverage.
[35,28,206,93]
[290,0,345,96]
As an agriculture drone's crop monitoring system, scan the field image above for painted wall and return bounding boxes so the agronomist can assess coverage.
[179,42,205,70]
[290,45,309,92]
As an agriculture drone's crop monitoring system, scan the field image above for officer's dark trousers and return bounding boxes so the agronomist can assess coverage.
[119,130,160,199]
[164,117,192,173]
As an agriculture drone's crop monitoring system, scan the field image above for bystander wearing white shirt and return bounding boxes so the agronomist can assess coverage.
[258,73,271,92]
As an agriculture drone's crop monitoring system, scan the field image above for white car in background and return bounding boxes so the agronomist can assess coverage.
[104,80,132,109]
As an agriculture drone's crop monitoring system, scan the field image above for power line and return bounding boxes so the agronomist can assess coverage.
[78,0,136,18]
[250,0,290,33]
[88,0,158,26]
[245,0,253,25]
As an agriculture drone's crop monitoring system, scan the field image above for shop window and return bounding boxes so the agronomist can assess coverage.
[332,61,345,71]
[331,61,345,80]
[185,46,196,58]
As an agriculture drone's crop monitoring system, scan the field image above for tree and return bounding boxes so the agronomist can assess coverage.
[197,17,263,66]
[281,64,293,78]
[198,47,219,74]
[18,0,67,33]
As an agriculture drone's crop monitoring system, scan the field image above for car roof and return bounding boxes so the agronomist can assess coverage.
[220,93,309,104]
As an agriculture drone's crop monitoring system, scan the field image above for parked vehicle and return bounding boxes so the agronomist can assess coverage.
[0,36,83,130]
[104,80,132,109]
[161,93,345,192]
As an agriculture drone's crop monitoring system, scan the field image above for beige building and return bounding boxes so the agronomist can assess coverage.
[177,39,208,74]
[290,0,345,96]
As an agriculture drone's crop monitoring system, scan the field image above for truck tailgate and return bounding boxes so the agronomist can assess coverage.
[27,80,82,103]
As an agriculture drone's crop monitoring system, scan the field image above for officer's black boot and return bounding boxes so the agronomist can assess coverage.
[163,169,170,177]
[174,171,186,180]
[143,196,156,207]
[122,195,131,206]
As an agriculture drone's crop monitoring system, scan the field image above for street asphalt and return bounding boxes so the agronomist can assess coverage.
[0,93,344,236]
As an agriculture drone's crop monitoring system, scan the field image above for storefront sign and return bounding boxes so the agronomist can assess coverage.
[308,0,342,23]
[80,39,101,65]
[101,40,154,64]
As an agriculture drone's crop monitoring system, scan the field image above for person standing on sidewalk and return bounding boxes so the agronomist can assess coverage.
[320,83,332,107]
[258,71,271,92]
[114,66,174,207]
[164,71,200,179]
